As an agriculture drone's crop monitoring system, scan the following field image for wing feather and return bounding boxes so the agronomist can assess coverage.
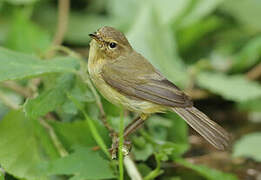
[101,53,192,108]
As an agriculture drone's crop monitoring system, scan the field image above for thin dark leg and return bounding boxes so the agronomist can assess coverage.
[109,114,147,159]
[124,117,145,138]
[123,116,140,132]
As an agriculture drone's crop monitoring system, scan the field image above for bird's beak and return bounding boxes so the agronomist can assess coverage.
[89,33,103,44]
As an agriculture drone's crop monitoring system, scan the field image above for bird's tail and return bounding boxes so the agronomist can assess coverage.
[172,106,230,150]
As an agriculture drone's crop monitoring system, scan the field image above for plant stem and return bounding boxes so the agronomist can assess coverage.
[39,118,68,157]
[52,0,70,46]
[68,94,111,158]
[124,155,143,180]
[0,90,19,109]
[118,107,124,180]
[144,154,164,180]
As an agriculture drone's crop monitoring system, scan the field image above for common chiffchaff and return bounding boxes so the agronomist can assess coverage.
[88,26,229,151]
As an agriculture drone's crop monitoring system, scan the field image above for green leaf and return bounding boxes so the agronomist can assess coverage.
[0,169,4,180]
[106,0,140,26]
[5,9,51,53]
[151,0,190,24]
[50,120,110,151]
[68,94,111,158]
[0,110,51,180]
[47,146,115,179]
[0,48,79,82]
[177,16,223,51]
[165,112,188,145]
[221,0,261,31]
[24,74,75,119]
[231,36,261,72]
[4,0,38,5]
[233,133,261,162]
[238,98,261,112]
[127,4,189,87]
[179,0,224,28]
[133,143,154,161]
[175,159,238,180]
[197,72,261,102]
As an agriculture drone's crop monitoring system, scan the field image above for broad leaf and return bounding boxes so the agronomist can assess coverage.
[4,0,38,5]
[47,146,115,179]
[179,0,224,28]
[0,169,4,180]
[221,0,261,31]
[152,0,189,25]
[0,48,79,82]
[233,133,261,162]
[0,110,54,180]
[50,120,110,151]
[127,4,189,87]
[176,159,238,180]
[5,9,51,53]
[238,98,261,112]
[24,74,75,119]
[197,72,261,102]
[231,36,261,72]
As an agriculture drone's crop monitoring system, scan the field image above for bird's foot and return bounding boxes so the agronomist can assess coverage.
[109,133,132,159]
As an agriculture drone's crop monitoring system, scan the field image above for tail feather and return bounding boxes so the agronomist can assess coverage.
[172,106,230,150]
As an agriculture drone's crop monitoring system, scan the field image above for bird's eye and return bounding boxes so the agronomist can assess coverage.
[109,42,117,49]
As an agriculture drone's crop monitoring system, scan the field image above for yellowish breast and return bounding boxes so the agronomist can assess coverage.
[88,40,164,114]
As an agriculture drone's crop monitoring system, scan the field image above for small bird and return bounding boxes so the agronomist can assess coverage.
[88,26,229,153]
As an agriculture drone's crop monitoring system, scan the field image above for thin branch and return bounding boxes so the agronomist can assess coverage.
[39,118,69,157]
[246,62,261,80]
[0,90,19,109]
[124,155,143,180]
[52,0,70,46]
[1,81,32,98]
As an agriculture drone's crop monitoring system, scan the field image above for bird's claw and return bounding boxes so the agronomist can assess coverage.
[109,134,132,159]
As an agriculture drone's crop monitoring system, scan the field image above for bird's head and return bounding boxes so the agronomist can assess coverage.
[89,26,132,60]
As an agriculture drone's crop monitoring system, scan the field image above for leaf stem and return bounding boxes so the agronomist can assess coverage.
[144,154,164,180]
[39,118,68,157]
[68,94,111,158]
[0,90,19,109]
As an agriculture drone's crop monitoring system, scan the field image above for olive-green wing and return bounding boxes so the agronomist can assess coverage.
[101,53,192,108]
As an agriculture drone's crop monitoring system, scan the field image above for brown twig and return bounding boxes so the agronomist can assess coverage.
[246,62,261,80]
[1,81,32,98]
[52,0,70,46]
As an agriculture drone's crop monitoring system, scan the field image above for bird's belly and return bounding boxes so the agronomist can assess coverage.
[90,74,164,114]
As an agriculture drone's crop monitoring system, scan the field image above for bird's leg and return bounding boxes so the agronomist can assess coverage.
[109,114,147,159]
[123,114,147,138]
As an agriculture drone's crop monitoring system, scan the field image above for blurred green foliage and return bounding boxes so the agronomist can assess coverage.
[0,0,261,180]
